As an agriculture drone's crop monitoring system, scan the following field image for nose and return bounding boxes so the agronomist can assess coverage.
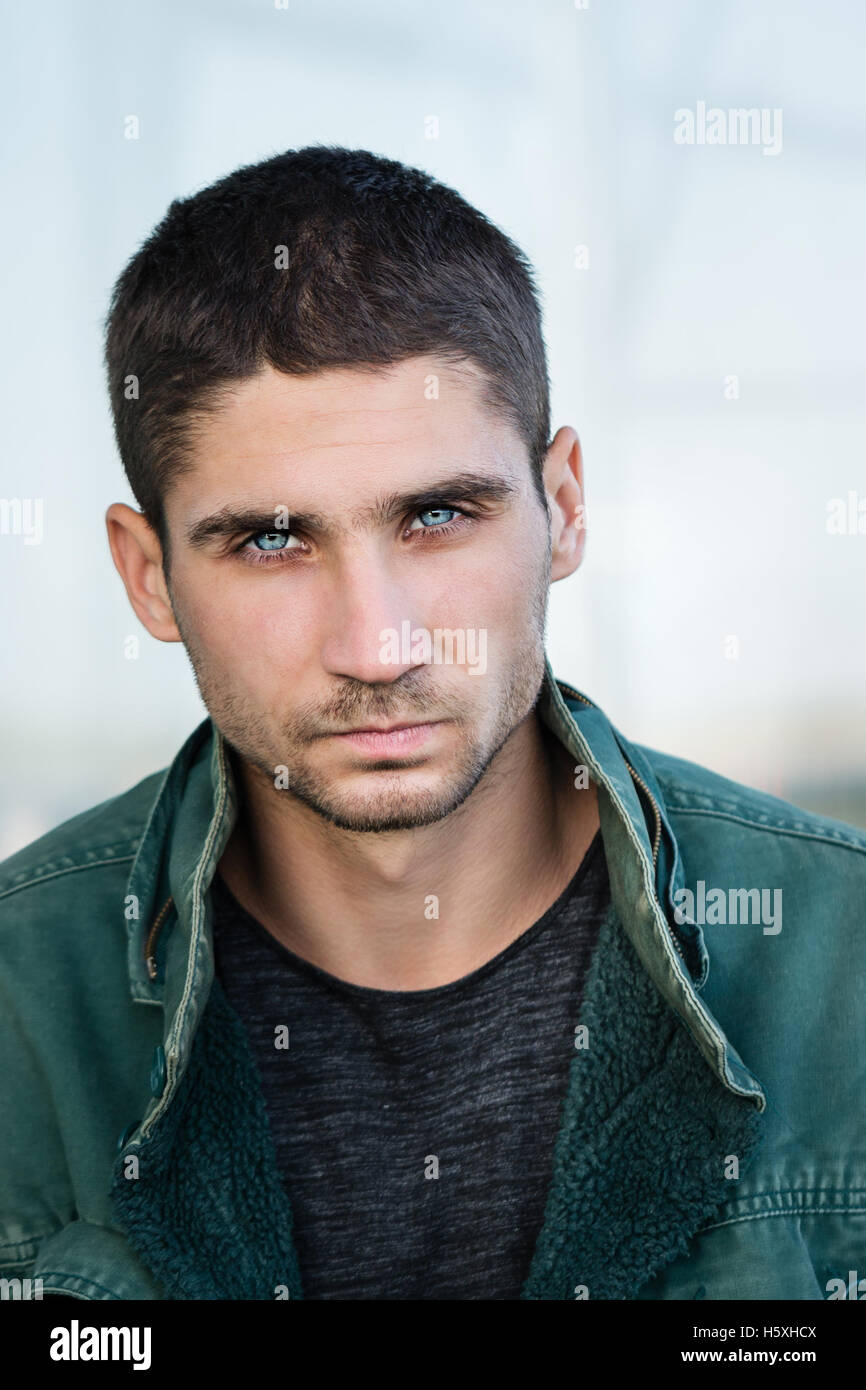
[320,550,425,686]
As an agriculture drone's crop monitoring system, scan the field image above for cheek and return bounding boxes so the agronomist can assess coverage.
[413,554,539,688]
[431,538,538,630]
[173,565,305,665]
[203,573,326,689]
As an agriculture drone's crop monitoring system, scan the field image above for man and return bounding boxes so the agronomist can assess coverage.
[1,146,864,1302]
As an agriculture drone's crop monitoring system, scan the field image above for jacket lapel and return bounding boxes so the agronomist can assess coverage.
[110,972,303,1300]
[522,900,765,1299]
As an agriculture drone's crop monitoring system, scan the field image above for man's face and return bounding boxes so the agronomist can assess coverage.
[161,355,554,832]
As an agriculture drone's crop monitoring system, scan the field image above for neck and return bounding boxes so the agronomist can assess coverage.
[217,708,599,991]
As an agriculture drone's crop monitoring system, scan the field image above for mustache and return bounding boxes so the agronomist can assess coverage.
[293,678,447,738]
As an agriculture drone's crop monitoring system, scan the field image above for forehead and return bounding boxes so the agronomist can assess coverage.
[171,355,525,511]
[198,355,492,446]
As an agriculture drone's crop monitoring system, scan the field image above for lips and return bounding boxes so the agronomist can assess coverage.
[330,721,443,756]
[338,721,433,734]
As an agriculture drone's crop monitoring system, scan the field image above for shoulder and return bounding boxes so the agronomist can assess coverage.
[0,768,167,912]
[637,742,866,860]
[637,741,865,1068]
[631,744,866,1013]
[0,772,171,1273]
[636,746,866,1181]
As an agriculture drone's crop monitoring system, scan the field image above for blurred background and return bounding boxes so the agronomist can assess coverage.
[2,0,865,856]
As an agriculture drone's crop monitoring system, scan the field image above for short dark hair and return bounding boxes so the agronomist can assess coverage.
[103,144,552,554]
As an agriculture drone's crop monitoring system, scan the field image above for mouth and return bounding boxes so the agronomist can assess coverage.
[329,720,445,756]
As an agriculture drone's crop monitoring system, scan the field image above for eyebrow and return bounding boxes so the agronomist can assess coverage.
[184,472,521,549]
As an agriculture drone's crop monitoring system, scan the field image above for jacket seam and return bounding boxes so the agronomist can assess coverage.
[725,1187,866,1200]
[141,735,230,1139]
[0,854,138,901]
[663,806,866,854]
[37,1272,121,1300]
[0,1228,62,1256]
[122,761,178,908]
[700,1204,866,1232]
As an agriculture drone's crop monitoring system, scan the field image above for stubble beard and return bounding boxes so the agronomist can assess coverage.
[171,541,552,834]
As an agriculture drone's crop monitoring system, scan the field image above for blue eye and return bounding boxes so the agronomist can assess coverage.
[251,531,290,550]
[409,507,459,530]
[238,528,305,566]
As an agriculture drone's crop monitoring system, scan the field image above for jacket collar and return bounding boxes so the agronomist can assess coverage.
[536,666,764,1110]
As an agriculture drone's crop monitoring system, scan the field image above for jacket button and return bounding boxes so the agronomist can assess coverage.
[116,1120,140,1154]
[150,1045,166,1096]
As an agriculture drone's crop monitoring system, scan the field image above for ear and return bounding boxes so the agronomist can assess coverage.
[105,503,182,642]
[542,427,587,581]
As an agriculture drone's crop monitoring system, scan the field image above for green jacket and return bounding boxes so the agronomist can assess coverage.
[2,660,865,1300]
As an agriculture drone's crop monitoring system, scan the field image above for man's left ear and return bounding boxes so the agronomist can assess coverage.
[543,427,586,581]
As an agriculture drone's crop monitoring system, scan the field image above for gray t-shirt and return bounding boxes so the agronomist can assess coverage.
[210,827,610,1300]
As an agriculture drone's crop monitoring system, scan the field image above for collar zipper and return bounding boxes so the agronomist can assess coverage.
[144,896,174,981]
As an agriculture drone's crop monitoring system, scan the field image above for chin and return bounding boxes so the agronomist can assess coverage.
[318,779,469,832]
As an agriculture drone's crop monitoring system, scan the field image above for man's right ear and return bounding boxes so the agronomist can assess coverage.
[105,503,183,643]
